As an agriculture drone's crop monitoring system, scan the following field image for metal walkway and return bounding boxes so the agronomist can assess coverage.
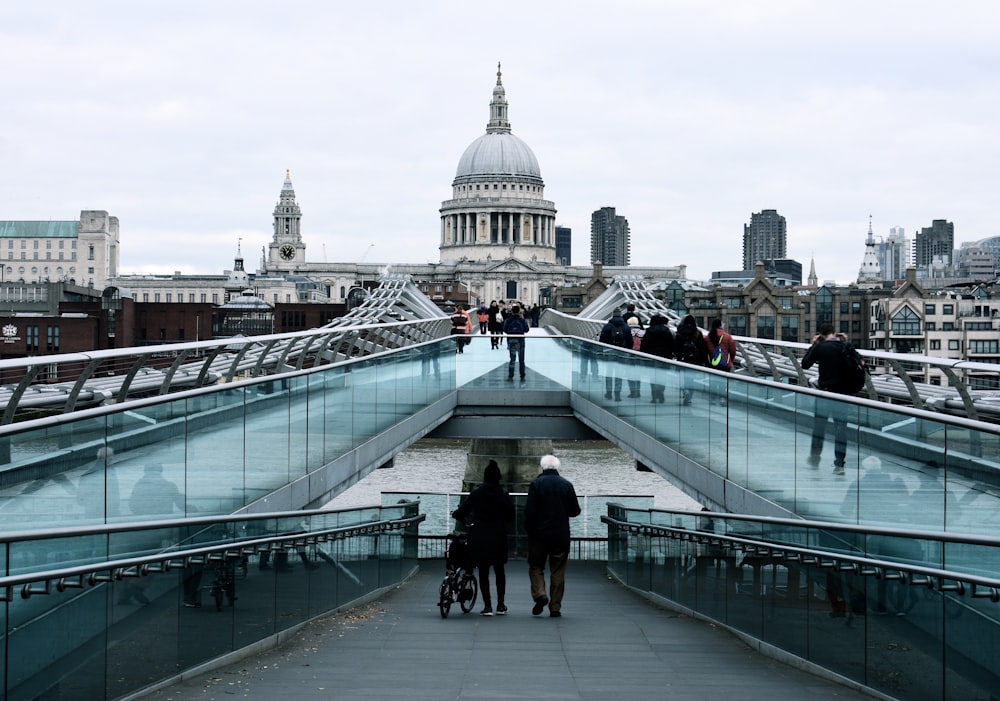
[138,561,876,701]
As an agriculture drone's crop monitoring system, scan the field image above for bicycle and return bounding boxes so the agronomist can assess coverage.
[438,533,478,618]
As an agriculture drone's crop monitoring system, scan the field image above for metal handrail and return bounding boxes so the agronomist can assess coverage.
[601,512,1000,602]
[0,511,425,602]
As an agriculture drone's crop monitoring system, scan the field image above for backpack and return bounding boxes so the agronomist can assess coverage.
[605,323,628,348]
[709,342,730,370]
[678,336,700,364]
[840,342,868,394]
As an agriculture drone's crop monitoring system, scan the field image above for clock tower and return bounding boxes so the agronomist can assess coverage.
[268,169,305,268]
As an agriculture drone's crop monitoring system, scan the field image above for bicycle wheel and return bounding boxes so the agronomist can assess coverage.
[459,575,478,613]
[438,580,451,618]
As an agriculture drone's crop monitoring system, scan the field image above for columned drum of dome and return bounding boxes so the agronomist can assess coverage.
[439,65,557,264]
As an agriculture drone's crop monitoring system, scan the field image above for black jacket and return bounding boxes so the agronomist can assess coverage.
[802,338,851,394]
[599,315,632,349]
[524,469,581,550]
[452,482,514,567]
[639,322,674,359]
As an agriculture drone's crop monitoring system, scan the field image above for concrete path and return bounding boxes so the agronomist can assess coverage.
[140,561,877,701]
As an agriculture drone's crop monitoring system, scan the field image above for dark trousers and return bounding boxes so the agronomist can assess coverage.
[478,563,506,608]
[528,538,569,613]
[507,338,525,378]
[811,400,847,465]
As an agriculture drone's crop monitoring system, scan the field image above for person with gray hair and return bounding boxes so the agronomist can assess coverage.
[524,454,581,617]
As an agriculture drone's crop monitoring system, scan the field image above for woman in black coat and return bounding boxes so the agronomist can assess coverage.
[451,460,515,616]
[673,314,709,405]
[639,314,674,403]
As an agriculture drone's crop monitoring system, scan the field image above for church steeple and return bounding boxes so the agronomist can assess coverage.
[807,255,818,286]
[486,62,512,134]
[858,215,882,287]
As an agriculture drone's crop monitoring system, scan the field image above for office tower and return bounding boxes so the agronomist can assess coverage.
[743,209,786,270]
[915,220,954,268]
[879,226,910,281]
[590,207,630,266]
[555,225,572,265]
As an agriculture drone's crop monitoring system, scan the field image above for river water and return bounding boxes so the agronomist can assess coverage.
[325,438,701,536]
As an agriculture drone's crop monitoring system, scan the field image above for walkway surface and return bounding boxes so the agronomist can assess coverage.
[141,561,876,701]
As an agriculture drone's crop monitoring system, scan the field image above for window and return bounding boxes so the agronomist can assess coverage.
[840,302,849,314]
[142,293,149,302]
[780,315,799,342]
[165,293,172,303]
[852,302,861,313]
[925,322,935,331]
[201,293,207,303]
[948,340,960,351]
[930,340,941,350]
[46,326,60,352]
[188,293,195,303]
[26,325,39,352]
[88,245,95,260]
[942,322,955,331]
[969,340,999,354]
[891,306,920,335]
[154,293,161,302]
[943,304,954,315]
[925,304,936,315]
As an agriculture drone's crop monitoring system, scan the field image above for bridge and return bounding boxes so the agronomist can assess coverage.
[1,276,999,700]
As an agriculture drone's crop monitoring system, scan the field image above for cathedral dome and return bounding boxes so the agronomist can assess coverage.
[455,132,541,180]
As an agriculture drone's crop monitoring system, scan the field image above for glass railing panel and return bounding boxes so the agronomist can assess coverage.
[244,379,291,508]
[526,337,573,388]
[305,371,331,470]
[281,375,309,486]
[674,365,711,469]
[185,386,247,515]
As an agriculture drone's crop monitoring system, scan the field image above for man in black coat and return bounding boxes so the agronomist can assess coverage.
[598,308,633,401]
[801,324,852,474]
[524,455,581,617]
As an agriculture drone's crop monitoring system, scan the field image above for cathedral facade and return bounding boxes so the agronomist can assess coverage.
[116,67,686,310]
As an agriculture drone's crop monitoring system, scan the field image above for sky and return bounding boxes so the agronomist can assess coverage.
[3,1,998,285]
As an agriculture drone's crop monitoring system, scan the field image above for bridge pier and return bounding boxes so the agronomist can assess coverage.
[462,438,553,492]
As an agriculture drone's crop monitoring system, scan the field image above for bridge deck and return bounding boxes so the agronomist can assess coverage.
[142,561,874,701]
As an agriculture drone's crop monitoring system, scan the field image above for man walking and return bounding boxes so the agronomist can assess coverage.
[525,454,581,617]
[801,324,853,475]
[502,304,530,381]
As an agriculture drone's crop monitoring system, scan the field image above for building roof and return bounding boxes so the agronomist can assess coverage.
[0,221,79,238]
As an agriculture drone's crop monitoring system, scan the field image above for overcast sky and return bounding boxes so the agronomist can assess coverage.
[3,1,998,284]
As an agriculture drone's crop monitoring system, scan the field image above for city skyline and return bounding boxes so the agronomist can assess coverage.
[3,2,998,284]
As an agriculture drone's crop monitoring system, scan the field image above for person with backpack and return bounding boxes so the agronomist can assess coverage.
[801,324,854,475]
[674,315,708,405]
[639,314,674,403]
[598,308,632,401]
[502,304,531,382]
[706,318,738,406]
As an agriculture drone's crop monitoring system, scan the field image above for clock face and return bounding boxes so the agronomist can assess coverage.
[280,244,295,261]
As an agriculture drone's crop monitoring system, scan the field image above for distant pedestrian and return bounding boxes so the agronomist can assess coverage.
[598,308,632,401]
[525,455,581,618]
[674,314,708,405]
[450,304,472,354]
[502,305,530,381]
[706,318,737,406]
[451,460,514,616]
[802,323,854,474]
[625,316,643,398]
[487,301,503,349]
[476,305,489,334]
[639,314,674,403]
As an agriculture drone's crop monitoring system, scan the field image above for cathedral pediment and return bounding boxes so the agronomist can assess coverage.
[482,257,541,274]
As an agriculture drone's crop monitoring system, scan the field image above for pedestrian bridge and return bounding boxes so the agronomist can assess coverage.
[1,324,999,700]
